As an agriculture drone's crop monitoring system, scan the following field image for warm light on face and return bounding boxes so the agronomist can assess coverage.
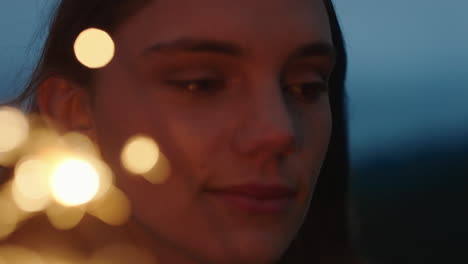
[0,246,44,264]
[50,158,100,206]
[73,28,115,69]
[121,135,160,175]
[12,158,51,212]
[0,107,29,153]
[0,197,20,239]
[90,243,157,264]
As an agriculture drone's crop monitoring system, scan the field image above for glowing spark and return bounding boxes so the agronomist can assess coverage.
[121,135,160,175]
[73,28,115,69]
[61,132,113,200]
[50,158,100,206]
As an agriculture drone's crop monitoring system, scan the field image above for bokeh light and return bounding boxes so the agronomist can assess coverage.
[50,158,100,207]
[62,132,99,158]
[88,243,157,264]
[23,128,61,156]
[12,158,51,212]
[121,136,160,175]
[60,132,114,200]
[88,158,114,201]
[0,245,44,264]
[40,254,79,264]
[74,28,115,69]
[140,153,171,184]
[0,197,20,239]
[88,186,131,226]
[0,107,29,153]
[46,203,85,230]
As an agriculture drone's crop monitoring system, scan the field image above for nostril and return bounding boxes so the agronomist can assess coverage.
[277,138,296,160]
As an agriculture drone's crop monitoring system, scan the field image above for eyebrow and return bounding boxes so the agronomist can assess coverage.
[288,42,336,62]
[143,38,243,57]
[142,37,336,61]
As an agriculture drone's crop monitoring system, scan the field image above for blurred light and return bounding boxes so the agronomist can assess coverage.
[88,243,157,264]
[88,186,131,226]
[121,135,159,175]
[89,158,114,201]
[41,256,78,264]
[61,132,114,200]
[50,158,100,207]
[39,256,74,264]
[0,245,44,264]
[0,152,16,169]
[74,28,115,69]
[46,203,85,230]
[0,107,29,153]
[0,197,20,239]
[23,128,61,156]
[141,153,171,184]
[62,132,99,157]
[12,158,51,212]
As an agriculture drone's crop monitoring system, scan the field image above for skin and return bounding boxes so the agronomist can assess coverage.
[40,0,335,263]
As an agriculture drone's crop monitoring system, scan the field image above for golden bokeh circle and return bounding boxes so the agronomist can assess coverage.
[12,157,51,212]
[121,135,160,175]
[0,107,29,153]
[50,158,100,207]
[73,28,115,69]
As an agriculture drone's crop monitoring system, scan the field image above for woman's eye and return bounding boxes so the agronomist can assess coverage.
[165,79,223,93]
[285,82,328,103]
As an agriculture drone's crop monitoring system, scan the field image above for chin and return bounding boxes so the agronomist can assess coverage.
[214,235,290,264]
[225,250,284,264]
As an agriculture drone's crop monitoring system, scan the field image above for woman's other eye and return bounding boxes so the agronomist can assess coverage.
[164,78,224,94]
[285,82,328,104]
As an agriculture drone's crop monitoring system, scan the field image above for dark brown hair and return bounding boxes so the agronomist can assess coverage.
[3,0,358,263]
[8,0,150,111]
[279,1,357,263]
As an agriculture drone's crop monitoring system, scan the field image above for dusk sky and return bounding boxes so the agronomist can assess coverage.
[1,0,467,165]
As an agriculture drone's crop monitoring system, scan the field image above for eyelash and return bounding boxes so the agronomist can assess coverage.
[165,79,223,94]
[164,78,328,103]
[283,82,329,103]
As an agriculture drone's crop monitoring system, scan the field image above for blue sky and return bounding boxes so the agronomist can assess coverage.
[1,0,467,165]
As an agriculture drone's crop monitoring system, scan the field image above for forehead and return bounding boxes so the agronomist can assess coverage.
[114,0,331,59]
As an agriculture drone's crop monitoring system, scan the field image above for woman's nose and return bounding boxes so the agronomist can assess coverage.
[233,82,297,162]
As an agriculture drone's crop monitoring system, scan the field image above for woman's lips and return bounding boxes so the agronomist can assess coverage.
[207,184,296,214]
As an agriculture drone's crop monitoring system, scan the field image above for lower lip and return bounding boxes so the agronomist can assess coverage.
[209,192,293,214]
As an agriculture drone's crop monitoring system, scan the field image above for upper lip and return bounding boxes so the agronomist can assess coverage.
[207,183,297,200]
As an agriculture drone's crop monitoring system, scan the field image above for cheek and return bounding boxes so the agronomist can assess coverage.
[297,100,332,190]
[89,71,231,202]
[297,96,332,149]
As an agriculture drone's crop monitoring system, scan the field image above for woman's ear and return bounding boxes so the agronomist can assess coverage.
[37,77,96,140]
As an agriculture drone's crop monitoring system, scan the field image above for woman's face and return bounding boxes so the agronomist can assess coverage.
[90,0,334,263]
